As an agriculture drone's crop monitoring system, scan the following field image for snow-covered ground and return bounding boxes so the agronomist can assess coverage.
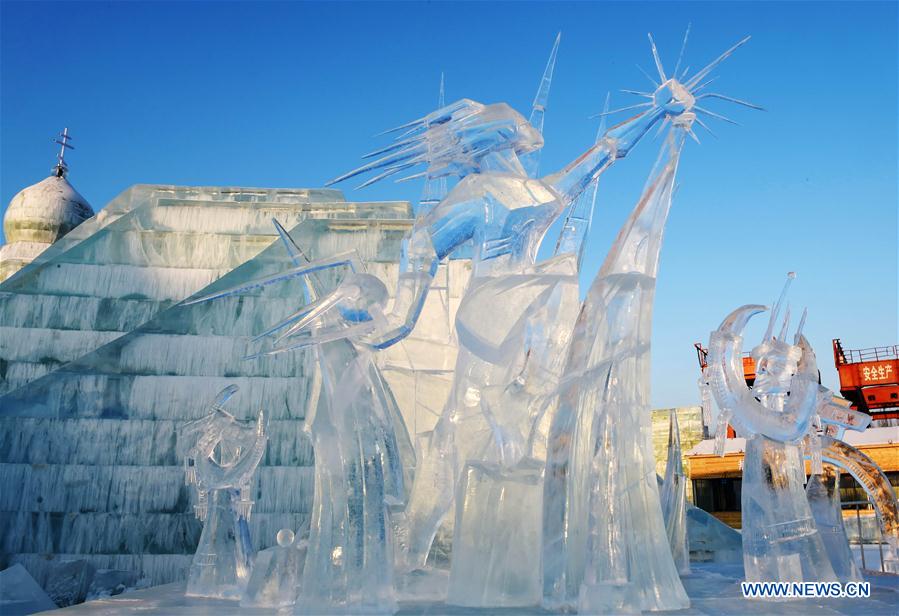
[39,563,898,615]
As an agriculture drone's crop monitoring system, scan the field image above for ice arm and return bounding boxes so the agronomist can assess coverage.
[363,193,484,348]
[543,106,667,205]
[364,225,440,349]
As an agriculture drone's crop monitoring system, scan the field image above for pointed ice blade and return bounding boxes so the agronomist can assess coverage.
[251,298,331,342]
[375,116,425,137]
[636,63,660,87]
[396,171,428,183]
[596,92,611,139]
[362,134,424,159]
[647,32,667,82]
[778,304,792,341]
[272,219,309,265]
[794,307,808,344]
[183,254,358,305]
[694,116,717,138]
[686,35,751,89]
[522,31,561,178]
[692,76,718,94]
[672,22,691,78]
[590,102,651,118]
[357,161,419,188]
[276,291,343,343]
[327,146,423,186]
[762,272,796,342]
[667,409,684,474]
[552,93,609,268]
[529,31,561,133]
[695,106,740,126]
[698,92,765,111]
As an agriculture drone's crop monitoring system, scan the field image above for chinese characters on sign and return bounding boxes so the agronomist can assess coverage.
[862,363,894,382]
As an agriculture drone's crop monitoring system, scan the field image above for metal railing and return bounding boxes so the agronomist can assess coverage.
[834,339,899,366]
[842,499,888,572]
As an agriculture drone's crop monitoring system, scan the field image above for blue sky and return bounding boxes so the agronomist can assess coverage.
[1,1,896,408]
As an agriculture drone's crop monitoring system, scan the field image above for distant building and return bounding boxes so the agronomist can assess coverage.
[650,407,705,502]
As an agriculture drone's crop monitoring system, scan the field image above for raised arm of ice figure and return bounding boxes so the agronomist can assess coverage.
[543,34,759,206]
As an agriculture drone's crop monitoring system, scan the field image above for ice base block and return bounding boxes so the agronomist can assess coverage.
[447,458,543,608]
[186,490,252,600]
[742,436,837,585]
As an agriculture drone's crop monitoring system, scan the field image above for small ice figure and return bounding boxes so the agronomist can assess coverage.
[181,385,268,600]
[241,528,308,608]
[186,225,409,614]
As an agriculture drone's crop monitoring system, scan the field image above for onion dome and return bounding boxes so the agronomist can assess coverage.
[0,129,94,282]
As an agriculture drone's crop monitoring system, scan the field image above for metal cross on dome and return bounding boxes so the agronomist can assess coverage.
[52,127,74,177]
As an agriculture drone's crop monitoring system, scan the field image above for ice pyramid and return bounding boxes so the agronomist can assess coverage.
[0,185,468,586]
[0,184,403,395]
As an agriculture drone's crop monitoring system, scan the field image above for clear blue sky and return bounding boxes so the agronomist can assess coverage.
[1,1,896,408]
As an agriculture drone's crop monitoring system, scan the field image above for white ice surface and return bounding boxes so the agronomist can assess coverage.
[39,563,898,615]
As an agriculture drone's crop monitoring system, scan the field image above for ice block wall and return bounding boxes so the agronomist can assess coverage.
[0,185,465,586]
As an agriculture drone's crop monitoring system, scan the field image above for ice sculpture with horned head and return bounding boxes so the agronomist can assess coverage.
[706,274,838,585]
[181,384,268,599]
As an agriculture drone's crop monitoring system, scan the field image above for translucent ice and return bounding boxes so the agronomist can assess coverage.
[241,529,306,608]
[0,563,58,615]
[806,470,863,583]
[447,458,544,607]
[182,386,268,600]
[661,410,690,575]
[706,279,838,586]
[187,222,409,614]
[547,130,690,612]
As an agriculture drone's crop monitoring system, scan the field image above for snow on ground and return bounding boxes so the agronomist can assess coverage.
[38,563,898,615]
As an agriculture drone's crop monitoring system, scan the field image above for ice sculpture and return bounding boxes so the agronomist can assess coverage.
[544,129,690,613]
[817,434,899,573]
[322,40,759,599]
[661,409,690,575]
[706,276,838,585]
[806,468,864,583]
[187,221,410,614]
[241,528,307,608]
[181,385,268,599]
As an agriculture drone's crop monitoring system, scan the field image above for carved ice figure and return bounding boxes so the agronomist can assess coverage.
[322,40,757,597]
[661,409,690,575]
[181,385,268,600]
[190,220,414,614]
[187,222,411,614]
[241,528,307,608]
[543,33,759,612]
[810,391,899,574]
[544,129,690,613]
[706,276,838,587]
[817,434,899,573]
